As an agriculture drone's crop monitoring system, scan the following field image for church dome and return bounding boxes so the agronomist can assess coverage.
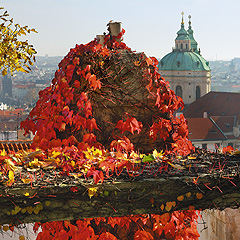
[158,51,210,71]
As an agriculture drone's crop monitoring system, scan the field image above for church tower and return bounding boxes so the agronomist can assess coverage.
[158,13,211,105]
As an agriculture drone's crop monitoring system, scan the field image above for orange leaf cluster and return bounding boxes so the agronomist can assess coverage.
[20,22,194,156]
[33,211,200,240]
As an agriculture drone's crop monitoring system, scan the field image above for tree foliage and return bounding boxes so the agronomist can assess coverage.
[0,7,37,75]
[21,24,193,155]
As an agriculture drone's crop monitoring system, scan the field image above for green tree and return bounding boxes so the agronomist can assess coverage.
[0,7,37,75]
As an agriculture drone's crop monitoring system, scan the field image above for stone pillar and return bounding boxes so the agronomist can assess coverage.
[96,35,105,46]
[109,22,122,41]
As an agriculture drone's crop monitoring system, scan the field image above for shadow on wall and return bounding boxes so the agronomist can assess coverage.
[198,208,240,240]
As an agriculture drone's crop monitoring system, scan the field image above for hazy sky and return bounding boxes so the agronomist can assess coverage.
[1,0,240,60]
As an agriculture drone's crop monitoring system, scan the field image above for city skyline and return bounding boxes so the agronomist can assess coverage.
[2,0,240,61]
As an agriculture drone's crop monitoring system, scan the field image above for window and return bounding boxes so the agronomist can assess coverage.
[196,86,201,100]
[202,144,207,149]
[181,43,183,49]
[175,85,183,98]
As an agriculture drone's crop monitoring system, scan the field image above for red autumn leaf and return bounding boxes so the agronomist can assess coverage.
[59,122,66,132]
[98,232,117,240]
[164,222,175,238]
[58,229,68,239]
[75,115,86,130]
[153,222,164,236]
[62,106,70,117]
[84,101,92,118]
[66,65,75,81]
[134,230,154,240]
[110,136,134,152]
[115,117,142,134]
[70,186,78,192]
[49,139,62,149]
[83,133,96,144]
[87,168,104,184]
[145,57,153,66]
[222,145,234,154]
[72,57,80,66]
[85,65,91,72]
[186,227,200,238]
[117,160,134,173]
[99,160,115,176]
[86,118,98,132]
[74,80,80,88]
[88,74,101,90]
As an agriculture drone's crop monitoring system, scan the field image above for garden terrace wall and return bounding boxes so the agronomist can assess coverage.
[1,152,240,225]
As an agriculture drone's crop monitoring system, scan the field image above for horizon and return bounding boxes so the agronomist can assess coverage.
[2,0,240,61]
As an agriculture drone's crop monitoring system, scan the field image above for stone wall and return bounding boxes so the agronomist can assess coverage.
[198,208,240,240]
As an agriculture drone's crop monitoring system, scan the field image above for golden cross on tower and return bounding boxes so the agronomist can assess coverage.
[188,15,192,24]
[181,11,184,24]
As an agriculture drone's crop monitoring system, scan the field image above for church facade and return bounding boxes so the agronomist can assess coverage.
[158,13,211,104]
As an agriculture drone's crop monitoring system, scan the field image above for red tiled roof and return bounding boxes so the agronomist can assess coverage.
[0,140,32,153]
[211,116,235,133]
[187,118,226,141]
[184,91,240,118]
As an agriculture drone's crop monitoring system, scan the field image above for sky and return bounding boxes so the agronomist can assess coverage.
[1,0,240,61]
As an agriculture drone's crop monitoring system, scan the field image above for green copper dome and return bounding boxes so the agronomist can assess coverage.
[158,13,210,72]
[187,15,198,52]
[158,51,210,71]
[176,23,190,41]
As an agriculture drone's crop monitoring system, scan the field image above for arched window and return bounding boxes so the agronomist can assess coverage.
[181,43,183,49]
[186,43,188,49]
[176,85,183,98]
[196,86,201,100]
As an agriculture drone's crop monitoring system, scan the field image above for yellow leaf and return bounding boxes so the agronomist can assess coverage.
[33,207,40,214]
[165,203,172,212]
[3,225,9,231]
[0,149,6,156]
[165,201,176,212]
[8,170,14,186]
[24,192,30,196]
[167,162,185,170]
[14,206,21,214]
[2,69,7,76]
[160,204,164,211]
[189,205,195,211]
[21,208,26,214]
[196,193,203,199]
[186,192,191,198]
[70,160,75,167]
[51,151,61,158]
[177,195,184,201]
[45,201,51,206]
[22,179,31,184]
[153,149,164,159]
[26,206,33,214]
[19,236,25,240]
[37,203,43,210]
[88,187,97,198]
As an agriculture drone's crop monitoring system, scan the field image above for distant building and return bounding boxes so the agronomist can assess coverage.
[2,70,12,98]
[158,13,211,104]
[12,85,30,99]
[184,91,240,150]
